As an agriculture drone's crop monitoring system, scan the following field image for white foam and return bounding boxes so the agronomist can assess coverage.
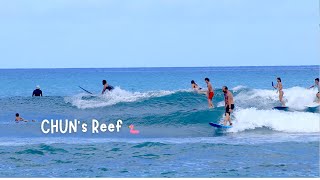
[234,86,319,110]
[65,87,175,109]
[229,108,320,133]
[232,85,247,92]
[216,85,246,107]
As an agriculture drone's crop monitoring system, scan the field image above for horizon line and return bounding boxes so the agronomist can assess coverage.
[0,65,318,70]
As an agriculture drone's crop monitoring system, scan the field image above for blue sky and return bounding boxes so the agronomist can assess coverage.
[0,0,318,68]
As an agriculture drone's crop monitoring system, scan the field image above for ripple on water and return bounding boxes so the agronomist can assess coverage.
[132,142,167,148]
[15,149,44,155]
[39,144,68,154]
[132,153,160,159]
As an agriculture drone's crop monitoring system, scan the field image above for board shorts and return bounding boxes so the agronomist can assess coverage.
[225,104,235,116]
[208,92,214,100]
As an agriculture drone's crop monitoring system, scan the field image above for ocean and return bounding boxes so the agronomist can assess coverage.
[0,66,319,177]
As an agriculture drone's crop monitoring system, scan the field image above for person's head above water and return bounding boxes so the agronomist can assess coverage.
[277,77,281,82]
[36,85,40,89]
[191,80,195,84]
[205,78,210,83]
[102,80,107,85]
[15,113,19,117]
[315,78,319,84]
[222,86,228,93]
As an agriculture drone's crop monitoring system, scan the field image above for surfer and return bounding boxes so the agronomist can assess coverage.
[205,78,214,108]
[15,113,27,122]
[309,78,320,103]
[102,80,114,94]
[223,86,234,126]
[32,85,42,96]
[272,77,286,107]
[15,113,36,122]
[191,80,202,91]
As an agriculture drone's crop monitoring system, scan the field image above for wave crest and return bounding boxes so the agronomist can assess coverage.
[230,108,320,133]
[65,87,176,109]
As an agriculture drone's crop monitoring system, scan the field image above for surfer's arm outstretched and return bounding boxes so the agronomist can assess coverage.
[309,85,315,89]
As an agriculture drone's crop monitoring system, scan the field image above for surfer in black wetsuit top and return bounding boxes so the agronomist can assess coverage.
[32,85,43,96]
[102,80,114,94]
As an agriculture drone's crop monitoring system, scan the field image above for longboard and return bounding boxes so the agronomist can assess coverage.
[273,106,288,110]
[209,122,232,129]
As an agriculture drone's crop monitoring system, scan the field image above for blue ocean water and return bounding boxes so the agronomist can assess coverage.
[0,66,319,177]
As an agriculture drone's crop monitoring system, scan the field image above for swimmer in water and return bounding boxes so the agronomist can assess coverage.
[32,85,43,97]
[15,113,27,122]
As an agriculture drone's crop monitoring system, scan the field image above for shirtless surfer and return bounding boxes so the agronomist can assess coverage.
[309,78,320,103]
[223,86,234,126]
[205,78,214,108]
[15,113,35,122]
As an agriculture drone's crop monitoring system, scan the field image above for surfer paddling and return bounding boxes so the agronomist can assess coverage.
[309,78,320,103]
[15,113,35,123]
[15,113,27,122]
[272,77,286,107]
[205,78,214,108]
[223,86,234,126]
[191,80,202,91]
[102,80,114,94]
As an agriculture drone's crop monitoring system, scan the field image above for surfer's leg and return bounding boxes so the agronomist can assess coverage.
[223,114,228,125]
[224,107,230,125]
[210,99,214,108]
[227,112,232,125]
[208,93,214,108]
[279,91,285,106]
[208,99,213,108]
[225,113,231,125]
[228,105,234,125]
[211,92,215,108]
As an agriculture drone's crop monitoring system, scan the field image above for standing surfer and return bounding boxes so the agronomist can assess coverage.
[223,86,234,126]
[309,78,320,103]
[102,80,114,94]
[272,77,286,107]
[204,78,214,108]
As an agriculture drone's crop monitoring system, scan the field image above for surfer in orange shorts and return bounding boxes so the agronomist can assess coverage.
[205,77,214,108]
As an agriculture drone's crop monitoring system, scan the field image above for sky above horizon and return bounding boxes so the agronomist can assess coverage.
[0,0,319,68]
